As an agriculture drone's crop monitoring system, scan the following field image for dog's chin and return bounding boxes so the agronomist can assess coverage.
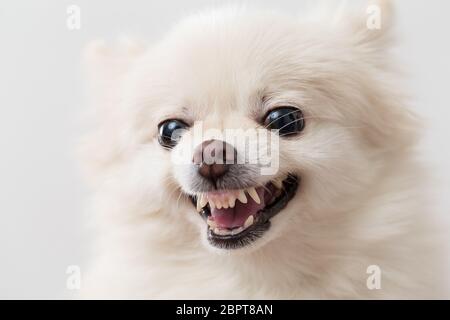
[186,174,299,251]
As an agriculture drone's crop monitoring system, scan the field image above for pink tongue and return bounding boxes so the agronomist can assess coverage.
[211,188,266,229]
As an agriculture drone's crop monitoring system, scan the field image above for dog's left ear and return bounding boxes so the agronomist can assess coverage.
[80,38,146,180]
[82,37,146,113]
[347,0,394,55]
[341,0,420,151]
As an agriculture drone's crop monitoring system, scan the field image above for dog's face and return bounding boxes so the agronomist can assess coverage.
[84,5,416,254]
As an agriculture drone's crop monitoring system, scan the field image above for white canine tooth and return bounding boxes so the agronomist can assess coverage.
[244,215,254,229]
[237,190,247,203]
[247,187,261,204]
[272,178,283,189]
[200,195,208,208]
[229,197,236,208]
[196,196,202,212]
[197,194,207,211]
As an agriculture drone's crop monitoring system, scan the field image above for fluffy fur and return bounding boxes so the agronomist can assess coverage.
[80,1,448,299]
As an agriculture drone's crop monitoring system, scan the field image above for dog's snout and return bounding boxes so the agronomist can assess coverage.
[192,139,237,183]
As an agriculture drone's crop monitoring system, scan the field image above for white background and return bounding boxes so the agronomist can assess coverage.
[0,0,449,299]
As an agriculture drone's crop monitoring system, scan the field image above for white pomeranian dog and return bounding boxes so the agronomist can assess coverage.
[79,1,448,299]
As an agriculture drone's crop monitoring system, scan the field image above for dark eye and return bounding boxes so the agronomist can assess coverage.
[263,107,304,136]
[158,119,189,148]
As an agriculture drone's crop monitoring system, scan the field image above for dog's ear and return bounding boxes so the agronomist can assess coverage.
[349,0,394,50]
[309,0,394,56]
[335,1,419,151]
[80,38,146,181]
[83,37,145,113]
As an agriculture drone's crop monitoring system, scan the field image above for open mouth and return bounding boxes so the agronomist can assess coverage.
[189,174,299,249]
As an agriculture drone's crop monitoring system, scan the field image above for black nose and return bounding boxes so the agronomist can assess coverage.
[192,139,237,184]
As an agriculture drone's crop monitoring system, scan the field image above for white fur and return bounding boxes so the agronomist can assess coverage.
[79,2,449,299]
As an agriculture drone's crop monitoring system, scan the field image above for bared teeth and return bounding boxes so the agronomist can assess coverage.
[196,194,208,212]
[244,215,254,229]
[199,185,266,212]
[196,196,202,212]
[228,197,236,208]
[212,226,247,236]
[199,195,208,208]
[247,187,260,204]
[237,190,247,204]
[197,194,208,212]
[214,228,231,236]
[231,227,244,235]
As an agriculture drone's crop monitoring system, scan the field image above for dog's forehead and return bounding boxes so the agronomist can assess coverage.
[151,22,297,95]
[131,12,350,123]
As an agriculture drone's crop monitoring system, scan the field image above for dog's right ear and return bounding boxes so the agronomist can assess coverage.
[82,38,145,112]
[80,39,146,182]
[348,0,394,54]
